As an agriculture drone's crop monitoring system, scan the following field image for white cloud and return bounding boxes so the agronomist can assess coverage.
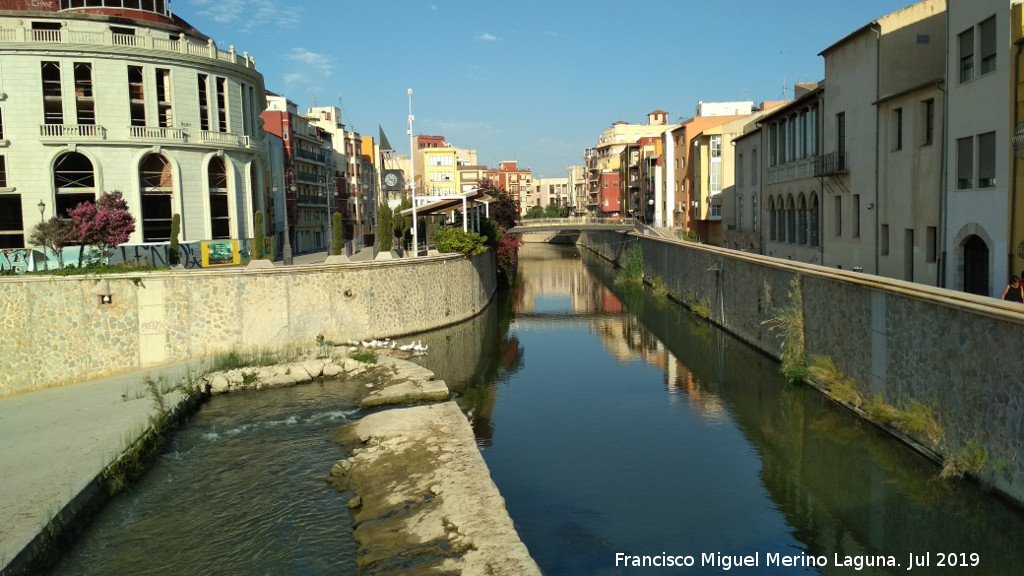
[287,48,333,77]
[283,73,306,85]
[477,32,499,42]
[187,0,302,31]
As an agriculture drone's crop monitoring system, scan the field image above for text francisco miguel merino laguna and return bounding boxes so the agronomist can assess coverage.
[615,551,980,570]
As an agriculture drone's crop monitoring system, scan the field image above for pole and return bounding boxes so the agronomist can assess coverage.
[409,88,417,257]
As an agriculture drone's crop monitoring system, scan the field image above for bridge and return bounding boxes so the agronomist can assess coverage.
[508,217,635,234]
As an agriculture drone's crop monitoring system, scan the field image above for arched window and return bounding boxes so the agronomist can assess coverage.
[809,193,820,247]
[208,157,230,239]
[53,152,96,217]
[797,194,808,245]
[139,153,173,242]
[963,235,989,296]
[768,197,777,241]
[786,195,796,244]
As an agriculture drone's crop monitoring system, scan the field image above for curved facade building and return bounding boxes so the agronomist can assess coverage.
[0,1,267,257]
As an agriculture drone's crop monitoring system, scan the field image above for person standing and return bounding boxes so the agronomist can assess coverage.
[1001,275,1023,303]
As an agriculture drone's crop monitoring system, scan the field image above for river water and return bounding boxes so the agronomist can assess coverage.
[51,243,1024,575]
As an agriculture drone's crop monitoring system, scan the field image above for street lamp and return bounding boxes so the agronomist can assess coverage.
[275,168,295,265]
[408,88,417,257]
[37,200,45,222]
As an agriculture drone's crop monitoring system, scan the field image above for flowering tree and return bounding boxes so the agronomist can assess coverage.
[70,191,136,266]
[28,216,75,269]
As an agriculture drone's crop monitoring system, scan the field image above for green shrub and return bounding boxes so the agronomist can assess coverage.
[897,401,944,445]
[254,211,265,259]
[762,277,807,383]
[351,349,378,364]
[433,226,487,256]
[333,212,344,256]
[616,243,644,285]
[941,440,988,480]
[866,394,900,426]
[169,213,181,265]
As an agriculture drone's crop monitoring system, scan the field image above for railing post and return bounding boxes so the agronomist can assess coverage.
[178,33,187,53]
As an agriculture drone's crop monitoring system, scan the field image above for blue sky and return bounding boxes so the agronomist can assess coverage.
[183,0,917,178]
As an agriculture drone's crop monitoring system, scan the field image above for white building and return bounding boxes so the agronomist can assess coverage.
[0,2,267,264]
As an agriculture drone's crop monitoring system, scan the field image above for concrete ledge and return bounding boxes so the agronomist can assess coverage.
[331,401,541,575]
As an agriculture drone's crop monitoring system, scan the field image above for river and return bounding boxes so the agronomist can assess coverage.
[51,242,1024,575]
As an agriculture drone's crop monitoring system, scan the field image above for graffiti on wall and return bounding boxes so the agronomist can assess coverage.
[0,249,30,274]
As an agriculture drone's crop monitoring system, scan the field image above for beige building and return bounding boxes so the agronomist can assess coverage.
[0,4,267,260]
[818,0,945,274]
[726,126,764,253]
[567,165,587,215]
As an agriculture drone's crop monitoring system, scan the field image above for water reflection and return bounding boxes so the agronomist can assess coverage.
[417,243,1024,575]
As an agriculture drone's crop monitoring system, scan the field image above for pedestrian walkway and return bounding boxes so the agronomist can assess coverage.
[0,361,201,573]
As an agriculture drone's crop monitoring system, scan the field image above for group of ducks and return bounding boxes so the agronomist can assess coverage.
[346,338,430,354]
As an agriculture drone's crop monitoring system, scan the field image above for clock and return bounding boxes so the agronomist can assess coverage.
[383,170,403,191]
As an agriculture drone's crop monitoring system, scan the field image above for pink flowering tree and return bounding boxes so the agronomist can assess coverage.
[69,191,136,266]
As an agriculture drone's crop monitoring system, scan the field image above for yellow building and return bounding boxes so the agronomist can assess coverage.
[422,147,459,197]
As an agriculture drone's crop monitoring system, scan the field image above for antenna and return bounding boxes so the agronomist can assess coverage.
[782,76,787,100]
[312,87,318,108]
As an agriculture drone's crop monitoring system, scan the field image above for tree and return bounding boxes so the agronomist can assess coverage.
[544,203,562,218]
[478,180,519,230]
[525,205,545,219]
[169,213,181,265]
[377,202,394,251]
[332,212,343,256]
[70,191,136,266]
[28,217,75,269]
[394,194,412,249]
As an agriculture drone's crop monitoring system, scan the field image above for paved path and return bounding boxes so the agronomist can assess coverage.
[0,361,199,572]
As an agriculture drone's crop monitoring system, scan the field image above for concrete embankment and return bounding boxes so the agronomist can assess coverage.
[1,348,538,575]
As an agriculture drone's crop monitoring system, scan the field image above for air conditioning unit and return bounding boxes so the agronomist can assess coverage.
[675,202,683,212]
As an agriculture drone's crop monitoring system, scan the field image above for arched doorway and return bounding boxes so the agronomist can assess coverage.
[208,156,230,239]
[962,234,989,296]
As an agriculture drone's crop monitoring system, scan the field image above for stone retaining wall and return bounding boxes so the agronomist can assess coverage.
[581,230,1024,506]
[0,253,496,396]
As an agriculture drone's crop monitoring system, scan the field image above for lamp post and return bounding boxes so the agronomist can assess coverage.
[278,167,295,265]
[408,88,417,257]
[37,201,47,271]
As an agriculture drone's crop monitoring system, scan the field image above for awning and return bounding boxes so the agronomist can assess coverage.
[398,189,493,218]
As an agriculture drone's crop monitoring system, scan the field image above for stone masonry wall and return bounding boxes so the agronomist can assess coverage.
[581,230,1024,506]
[0,253,495,395]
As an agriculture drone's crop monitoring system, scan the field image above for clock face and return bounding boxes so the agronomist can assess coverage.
[384,172,399,188]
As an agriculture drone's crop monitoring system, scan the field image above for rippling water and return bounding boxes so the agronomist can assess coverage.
[51,380,363,576]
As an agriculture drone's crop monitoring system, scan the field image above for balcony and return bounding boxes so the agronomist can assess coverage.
[129,126,186,142]
[814,151,848,177]
[0,24,258,71]
[198,130,249,148]
[39,124,106,140]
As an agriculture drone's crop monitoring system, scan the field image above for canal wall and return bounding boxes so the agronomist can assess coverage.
[0,252,496,396]
[579,230,1024,505]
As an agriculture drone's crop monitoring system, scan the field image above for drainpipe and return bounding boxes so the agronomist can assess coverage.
[874,25,881,277]
[1011,40,1022,281]
[938,10,950,288]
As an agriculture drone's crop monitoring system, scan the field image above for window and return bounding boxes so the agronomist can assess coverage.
[959,27,975,83]
[752,193,758,232]
[54,152,96,216]
[957,136,973,189]
[881,224,890,255]
[737,153,744,187]
[128,65,145,127]
[853,194,860,238]
[0,155,6,188]
[139,153,173,241]
[709,135,722,193]
[768,197,776,240]
[751,149,758,185]
[834,196,842,237]
[926,226,937,262]
[980,16,996,75]
[978,132,996,187]
[42,61,63,125]
[198,74,210,131]
[923,99,935,146]
[216,77,227,132]
[74,63,94,125]
[428,155,453,167]
[0,108,4,140]
[799,112,808,158]
[809,195,819,246]
[836,113,846,166]
[769,124,778,166]
[893,108,903,150]
[156,68,172,128]
[0,192,23,249]
[208,157,230,239]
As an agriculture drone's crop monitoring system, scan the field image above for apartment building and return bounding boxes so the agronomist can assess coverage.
[946,0,1009,296]
[488,161,531,209]
[0,2,267,258]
